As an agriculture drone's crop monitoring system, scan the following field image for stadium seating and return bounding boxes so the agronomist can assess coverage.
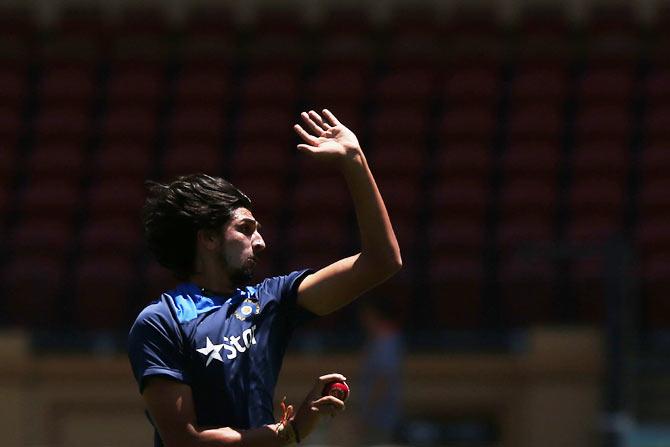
[1,3,669,334]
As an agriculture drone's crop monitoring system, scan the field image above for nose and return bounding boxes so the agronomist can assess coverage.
[252,232,266,254]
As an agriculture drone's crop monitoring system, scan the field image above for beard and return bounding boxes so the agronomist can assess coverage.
[226,256,257,288]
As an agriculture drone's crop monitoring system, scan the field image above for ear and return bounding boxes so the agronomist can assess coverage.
[196,228,220,251]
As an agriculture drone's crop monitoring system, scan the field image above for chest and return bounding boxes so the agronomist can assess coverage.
[183,299,283,375]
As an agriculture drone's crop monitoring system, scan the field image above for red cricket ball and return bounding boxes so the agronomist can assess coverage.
[322,381,350,401]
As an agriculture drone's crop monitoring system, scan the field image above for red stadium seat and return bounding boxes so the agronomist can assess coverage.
[178,35,235,72]
[370,108,429,141]
[500,181,557,221]
[569,179,625,222]
[142,261,179,306]
[428,219,485,258]
[73,255,136,329]
[102,105,158,144]
[320,6,374,40]
[94,142,152,181]
[374,69,437,106]
[429,256,484,328]
[385,34,441,72]
[9,219,74,258]
[499,256,557,325]
[27,143,86,182]
[319,35,376,72]
[388,5,441,39]
[641,145,670,180]
[174,68,231,106]
[502,142,561,181]
[645,69,670,106]
[497,218,554,254]
[0,107,22,146]
[638,180,670,219]
[645,105,670,140]
[0,146,18,187]
[306,67,368,106]
[18,181,81,222]
[87,179,145,220]
[510,64,568,103]
[567,218,621,244]
[570,256,607,323]
[574,105,631,141]
[231,180,286,224]
[443,66,501,105]
[439,106,497,143]
[80,218,142,257]
[642,256,670,328]
[375,178,420,222]
[228,142,291,185]
[572,141,628,180]
[241,67,299,106]
[434,143,492,180]
[431,179,489,221]
[39,66,96,105]
[161,143,223,180]
[507,105,563,140]
[3,255,65,327]
[35,105,90,142]
[578,67,634,103]
[236,106,293,144]
[285,218,350,271]
[107,64,164,106]
[368,141,426,183]
[168,106,225,145]
[245,37,305,70]
[0,67,27,107]
[292,178,350,219]
[636,219,670,257]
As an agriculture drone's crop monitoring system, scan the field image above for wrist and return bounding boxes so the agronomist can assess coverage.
[274,420,297,446]
[339,146,365,169]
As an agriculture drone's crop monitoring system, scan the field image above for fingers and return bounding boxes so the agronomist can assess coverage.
[308,110,331,130]
[322,109,341,126]
[310,395,346,417]
[301,111,327,135]
[316,373,347,386]
[296,143,318,153]
[293,124,319,145]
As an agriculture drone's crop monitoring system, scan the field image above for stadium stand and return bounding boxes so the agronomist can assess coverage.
[0,2,666,339]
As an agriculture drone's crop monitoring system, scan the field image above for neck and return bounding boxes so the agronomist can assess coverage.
[190,259,234,296]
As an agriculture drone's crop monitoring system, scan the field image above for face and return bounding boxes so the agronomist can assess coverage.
[218,207,266,287]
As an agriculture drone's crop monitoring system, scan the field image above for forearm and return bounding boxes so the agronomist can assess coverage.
[340,151,402,272]
[185,423,290,447]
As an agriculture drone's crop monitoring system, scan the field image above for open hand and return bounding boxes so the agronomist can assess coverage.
[293,109,362,164]
[292,373,347,440]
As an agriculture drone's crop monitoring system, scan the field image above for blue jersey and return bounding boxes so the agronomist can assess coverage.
[127,270,315,447]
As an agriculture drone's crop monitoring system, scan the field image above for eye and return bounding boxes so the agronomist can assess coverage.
[239,223,254,235]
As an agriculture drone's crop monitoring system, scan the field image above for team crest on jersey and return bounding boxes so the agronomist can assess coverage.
[234,298,260,321]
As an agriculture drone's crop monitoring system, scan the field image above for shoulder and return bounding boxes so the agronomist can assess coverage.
[129,292,183,343]
[256,269,313,296]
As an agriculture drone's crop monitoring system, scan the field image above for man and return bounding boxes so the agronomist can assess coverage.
[128,109,402,446]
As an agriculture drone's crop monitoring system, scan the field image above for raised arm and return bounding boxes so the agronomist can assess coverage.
[143,374,346,447]
[293,109,402,316]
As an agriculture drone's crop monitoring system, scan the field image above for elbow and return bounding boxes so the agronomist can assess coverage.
[377,252,403,279]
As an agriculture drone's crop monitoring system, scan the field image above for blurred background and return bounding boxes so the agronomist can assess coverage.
[1,0,669,446]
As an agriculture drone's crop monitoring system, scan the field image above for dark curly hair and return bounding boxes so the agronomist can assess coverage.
[143,174,252,279]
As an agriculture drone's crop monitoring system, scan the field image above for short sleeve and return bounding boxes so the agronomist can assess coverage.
[127,302,190,393]
[261,269,317,328]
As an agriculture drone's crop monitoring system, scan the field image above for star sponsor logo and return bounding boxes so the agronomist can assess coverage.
[196,325,257,366]
[196,337,224,366]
